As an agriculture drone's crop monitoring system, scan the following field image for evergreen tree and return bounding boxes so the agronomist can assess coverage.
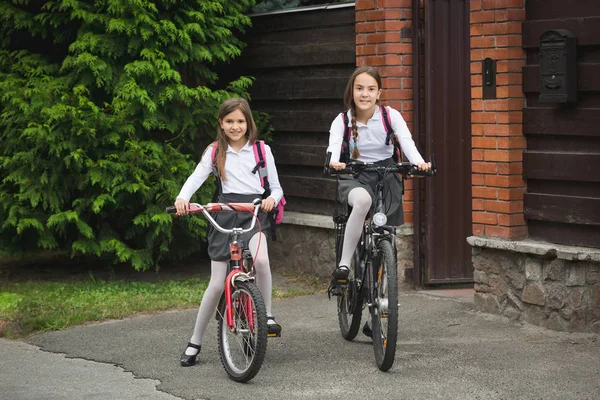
[0,0,257,270]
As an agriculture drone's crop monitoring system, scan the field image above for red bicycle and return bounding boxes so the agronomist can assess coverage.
[166,198,268,382]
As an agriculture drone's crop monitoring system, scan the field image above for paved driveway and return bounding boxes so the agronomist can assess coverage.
[3,292,600,400]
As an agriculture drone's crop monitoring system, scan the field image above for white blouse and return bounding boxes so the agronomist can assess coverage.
[326,106,425,165]
[176,141,284,205]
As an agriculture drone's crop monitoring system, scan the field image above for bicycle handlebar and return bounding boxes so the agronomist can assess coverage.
[323,152,437,177]
[166,198,262,235]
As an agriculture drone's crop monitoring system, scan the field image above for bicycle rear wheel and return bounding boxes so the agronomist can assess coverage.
[371,239,398,371]
[337,249,364,340]
[217,281,268,382]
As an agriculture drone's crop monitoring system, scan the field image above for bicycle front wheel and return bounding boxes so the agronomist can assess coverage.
[337,248,364,340]
[217,281,268,382]
[371,239,398,371]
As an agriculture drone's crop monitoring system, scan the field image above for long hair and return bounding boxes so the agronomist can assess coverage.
[208,97,257,181]
[342,66,383,159]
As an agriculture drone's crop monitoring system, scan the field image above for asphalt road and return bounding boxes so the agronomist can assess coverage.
[2,291,599,400]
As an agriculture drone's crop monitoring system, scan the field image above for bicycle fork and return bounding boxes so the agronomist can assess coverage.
[365,259,378,315]
[364,236,393,317]
[224,240,255,333]
[360,227,379,316]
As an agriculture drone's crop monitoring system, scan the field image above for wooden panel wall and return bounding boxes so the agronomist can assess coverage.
[522,0,600,247]
[237,6,356,215]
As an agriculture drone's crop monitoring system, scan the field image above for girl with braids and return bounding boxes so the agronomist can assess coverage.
[326,66,431,306]
[174,98,283,366]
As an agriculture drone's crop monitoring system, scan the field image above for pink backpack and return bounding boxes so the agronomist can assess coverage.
[210,140,287,228]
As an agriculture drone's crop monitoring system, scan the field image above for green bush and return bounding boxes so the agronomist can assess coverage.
[0,0,258,270]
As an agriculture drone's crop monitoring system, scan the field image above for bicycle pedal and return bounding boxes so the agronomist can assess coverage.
[267,321,282,338]
[327,285,344,298]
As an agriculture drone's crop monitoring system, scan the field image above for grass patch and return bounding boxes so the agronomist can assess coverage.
[273,272,328,299]
[0,278,208,338]
[0,271,327,338]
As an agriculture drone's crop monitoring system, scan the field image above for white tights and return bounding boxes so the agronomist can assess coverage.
[338,187,372,268]
[185,232,272,355]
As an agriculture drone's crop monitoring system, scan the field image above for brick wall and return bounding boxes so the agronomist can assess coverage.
[470,0,527,240]
[355,0,417,223]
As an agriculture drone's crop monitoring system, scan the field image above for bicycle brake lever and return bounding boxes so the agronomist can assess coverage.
[430,155,437,175]
[324,152,332,176]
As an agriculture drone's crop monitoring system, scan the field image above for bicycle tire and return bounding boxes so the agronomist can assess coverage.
[371,239,398,371]
[217,281,268,382]
[337,249,364,340]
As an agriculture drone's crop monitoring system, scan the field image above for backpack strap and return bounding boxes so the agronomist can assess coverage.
[253,140,281,240]
[381,105,394,145]
[380,105,403,163]
[252,140,271,197]
[340,111,351,163]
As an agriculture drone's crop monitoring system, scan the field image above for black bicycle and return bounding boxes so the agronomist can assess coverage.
[324,152,436,371]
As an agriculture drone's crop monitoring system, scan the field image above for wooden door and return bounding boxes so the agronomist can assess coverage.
[418,0,473,285]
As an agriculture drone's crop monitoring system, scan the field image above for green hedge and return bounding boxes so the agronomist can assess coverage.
[0,0,259,270]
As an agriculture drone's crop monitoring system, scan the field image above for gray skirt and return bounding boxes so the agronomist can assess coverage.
[337,157,404,226]
[206,193,271,261]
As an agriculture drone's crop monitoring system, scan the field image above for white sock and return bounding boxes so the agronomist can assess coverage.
[339,188,371,267]
[185,345,200,356]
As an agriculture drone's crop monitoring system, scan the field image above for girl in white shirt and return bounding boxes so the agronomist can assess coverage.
[326,66,431,306]
[174,98,283,367]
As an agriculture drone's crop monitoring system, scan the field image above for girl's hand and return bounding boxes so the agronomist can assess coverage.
[174,198,190,215]
[330,161,347,170]
[417,162,431,172]
[261,197,275,212]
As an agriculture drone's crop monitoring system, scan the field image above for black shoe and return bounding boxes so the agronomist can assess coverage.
[267,316,282,337]
[331,265,349,285]
[362,322,372,338]
[327,266,350,299]
[180,342,201,367]
[333,265,349,280]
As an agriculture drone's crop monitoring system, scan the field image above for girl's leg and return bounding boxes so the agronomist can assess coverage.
[184,260,227,356]
[338,187,372,270]
[249,232,280,333]
[249,232,272,314]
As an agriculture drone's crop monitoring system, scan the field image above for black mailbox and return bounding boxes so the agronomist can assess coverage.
[539,29,577,103]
